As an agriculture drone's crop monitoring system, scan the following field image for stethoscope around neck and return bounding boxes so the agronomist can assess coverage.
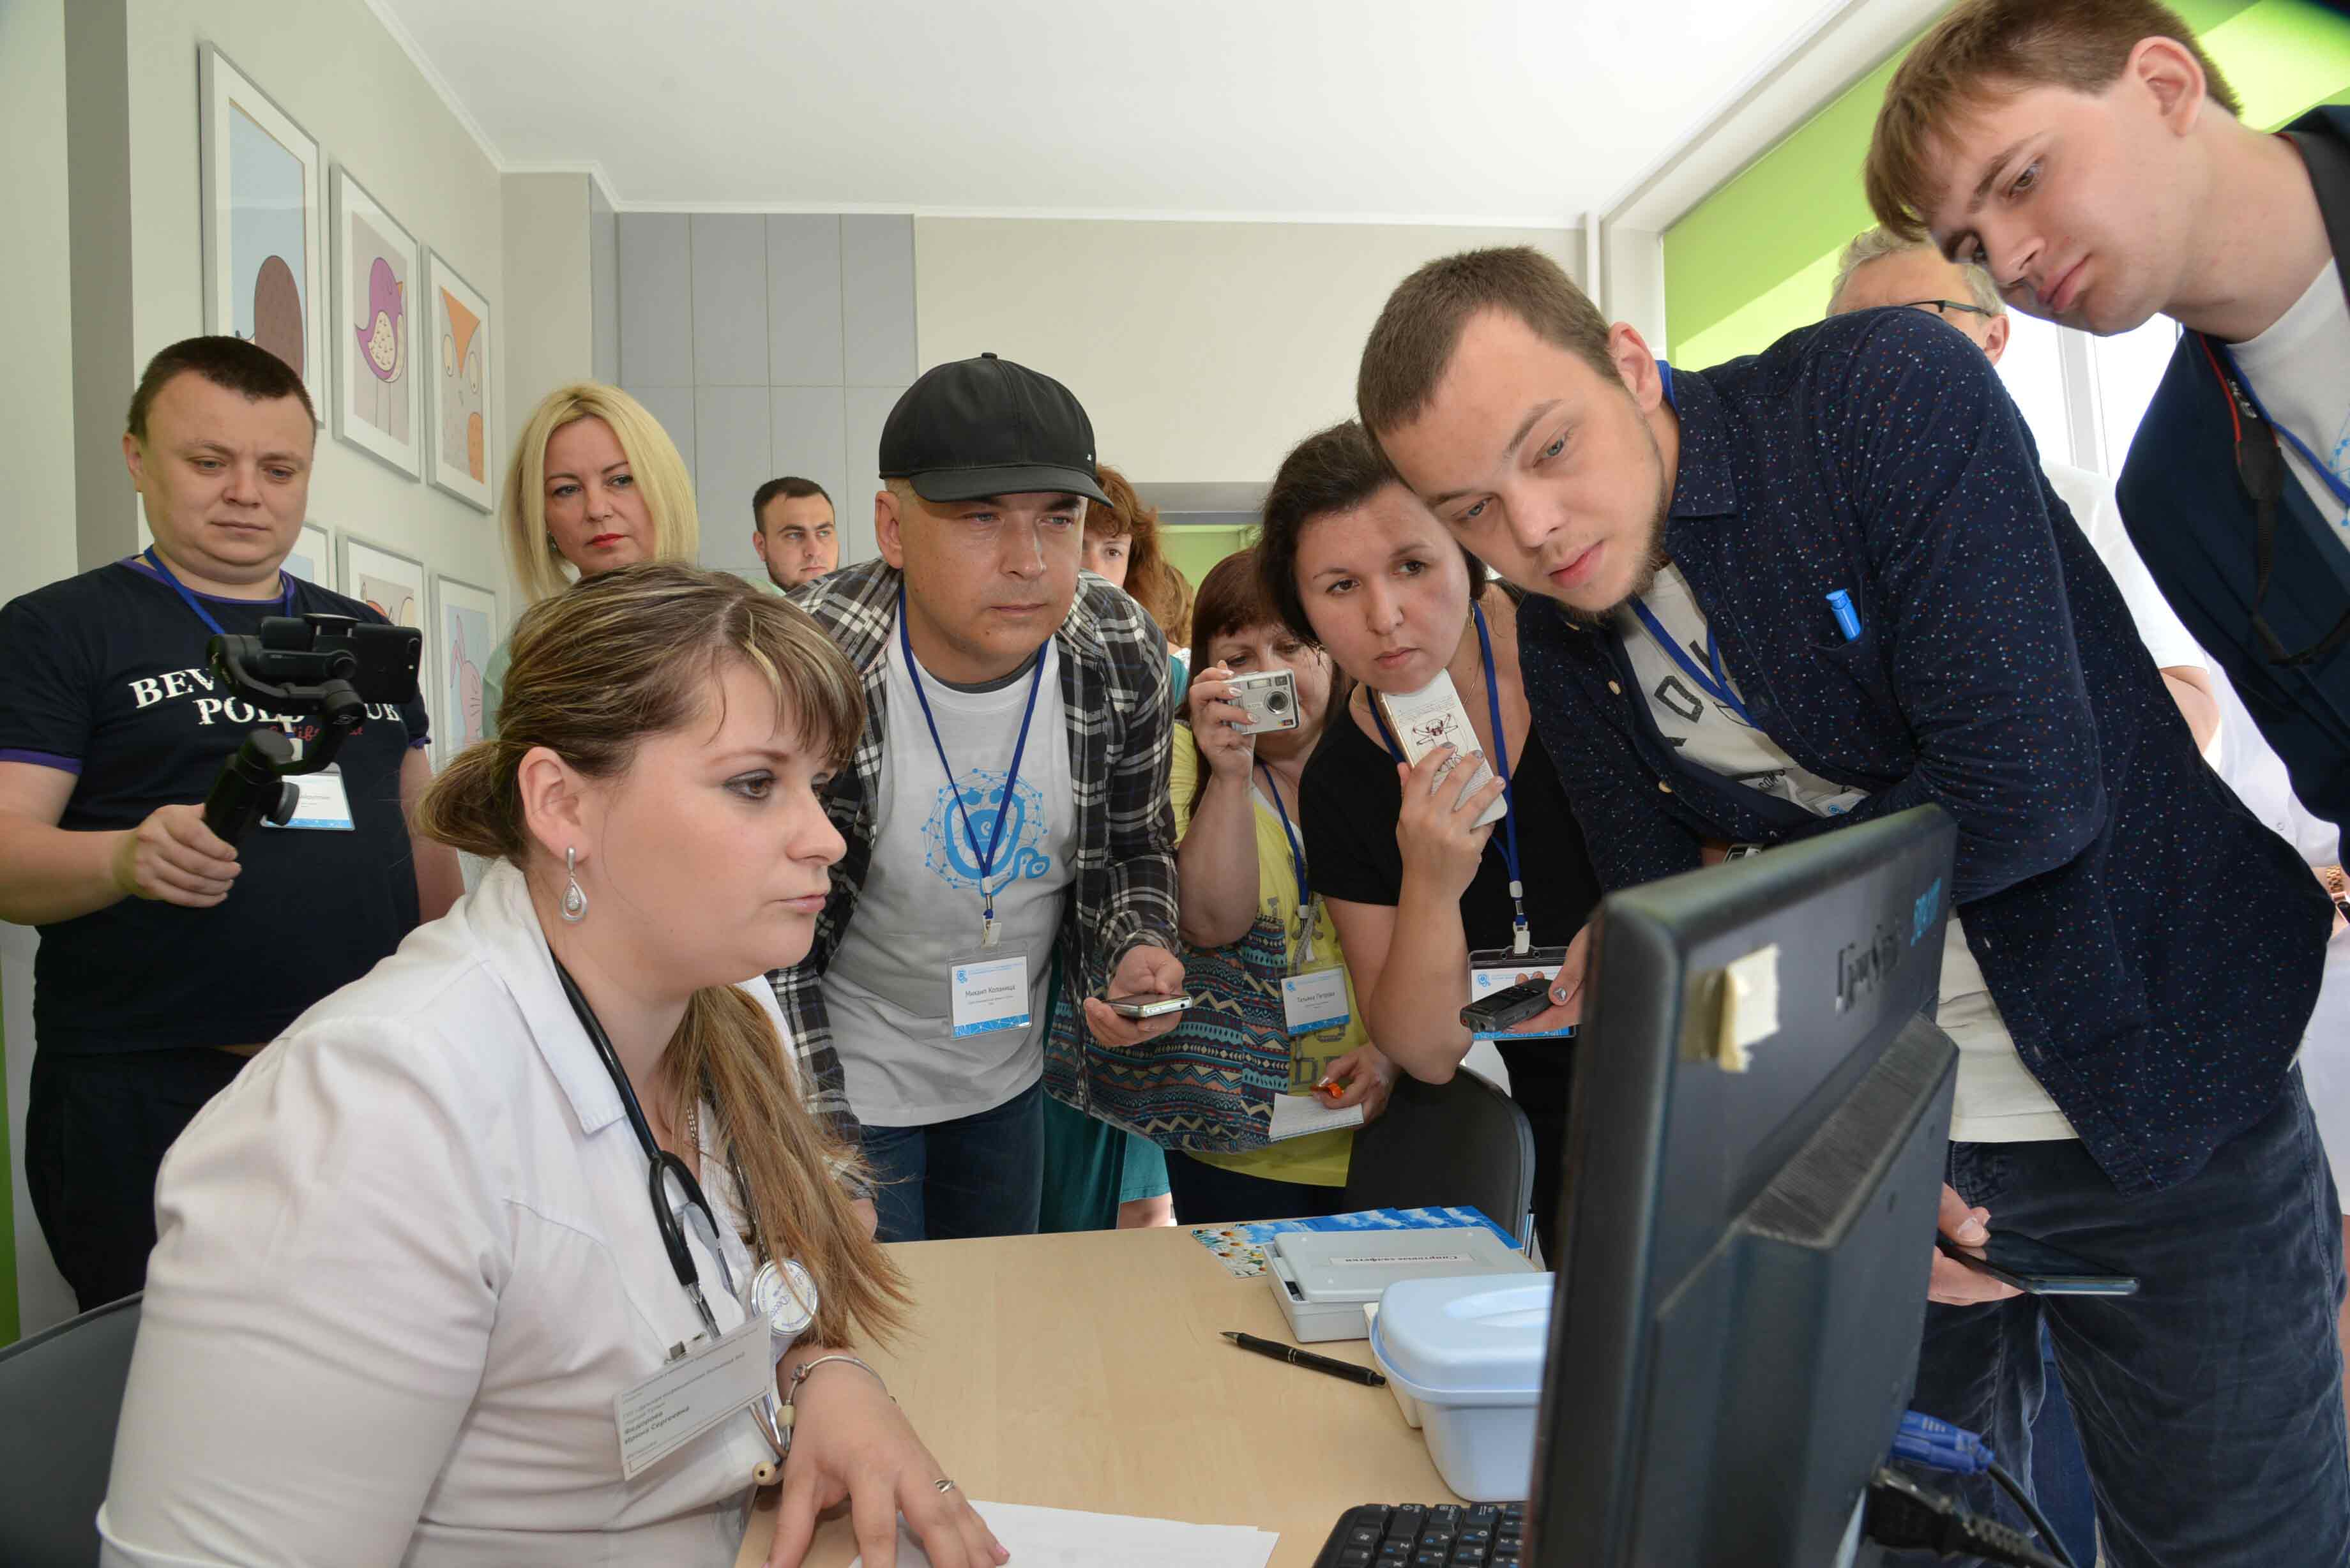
[549,949,815,1460]
[552,952,735,1338]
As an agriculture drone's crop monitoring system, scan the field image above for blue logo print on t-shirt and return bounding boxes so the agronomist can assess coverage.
[923,767,1052,897]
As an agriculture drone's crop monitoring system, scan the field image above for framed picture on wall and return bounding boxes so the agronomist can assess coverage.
[330,169,421,478]
[421,250,496,513]
[341,535,431,735]
[285,522,333,590]
[429,572,500,767]
[197,43,326,425]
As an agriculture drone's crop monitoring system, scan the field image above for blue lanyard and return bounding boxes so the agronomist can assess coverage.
[2213,343,2350,509]
[1628,596,1755,727]
[1367,601,1531,949]
[898,585,1047,947]
[1256,760,1310,916]
[142,547,294,637]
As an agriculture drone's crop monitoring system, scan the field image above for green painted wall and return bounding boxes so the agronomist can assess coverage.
[1161,525,1256,607]
[1664,0,2346,369]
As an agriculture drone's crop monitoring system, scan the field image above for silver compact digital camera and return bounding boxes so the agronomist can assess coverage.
[1227,668,1300,734]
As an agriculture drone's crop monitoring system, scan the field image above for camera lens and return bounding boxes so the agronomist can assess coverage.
[1267,690,1290,712]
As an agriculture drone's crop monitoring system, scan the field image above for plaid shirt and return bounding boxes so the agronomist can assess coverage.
[773,559,1180,1140]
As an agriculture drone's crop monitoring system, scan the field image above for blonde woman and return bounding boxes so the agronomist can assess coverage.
[480,384,702,736]
[102,566,1003,1568]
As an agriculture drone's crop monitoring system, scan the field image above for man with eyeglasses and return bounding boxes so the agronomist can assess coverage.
[1828,227,2219,751]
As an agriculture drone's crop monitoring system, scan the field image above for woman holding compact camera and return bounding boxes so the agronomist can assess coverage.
[1169,550,1396,1221]
[1254,421,1602,1249]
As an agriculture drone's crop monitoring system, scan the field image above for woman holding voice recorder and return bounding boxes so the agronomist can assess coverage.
[101,565,1003,1568]
[1170,550,1397,1221]
[1255,421,1602,1246]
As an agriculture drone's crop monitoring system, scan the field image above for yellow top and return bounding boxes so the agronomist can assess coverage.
[1170,734,1365,1186]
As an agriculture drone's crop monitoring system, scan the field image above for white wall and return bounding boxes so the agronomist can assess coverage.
[121,0,519,605]
[0,0,83,1345]
[503,171,597,448]
[3,0,82,601]
[914,218,1584,483]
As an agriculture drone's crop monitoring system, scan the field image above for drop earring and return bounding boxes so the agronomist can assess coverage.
[561,846,588,923]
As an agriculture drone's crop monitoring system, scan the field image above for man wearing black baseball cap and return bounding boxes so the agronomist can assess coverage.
[773,354,1183,1242]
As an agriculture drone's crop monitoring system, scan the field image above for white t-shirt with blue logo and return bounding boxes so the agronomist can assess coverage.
[823,624,1076,1127]
[2232,262,2350,538]
[1621,564,2075,1143]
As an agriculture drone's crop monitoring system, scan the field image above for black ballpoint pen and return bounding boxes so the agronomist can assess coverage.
[1221,1329,1388,1386]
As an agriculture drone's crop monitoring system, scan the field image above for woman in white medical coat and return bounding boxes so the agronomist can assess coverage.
[99,564,1004,1568]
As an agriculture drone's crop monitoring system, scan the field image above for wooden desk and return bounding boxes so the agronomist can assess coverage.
[736,1226,1460,1567]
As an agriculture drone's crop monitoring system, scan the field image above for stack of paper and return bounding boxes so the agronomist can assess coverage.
[1267,1090,1367,1142]
[852,1500,1277,1567]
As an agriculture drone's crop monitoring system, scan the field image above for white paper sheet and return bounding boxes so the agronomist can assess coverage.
[1267,1090,1366,1142]
[849,1500,1278,1568]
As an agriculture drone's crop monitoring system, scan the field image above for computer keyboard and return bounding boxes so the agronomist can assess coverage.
[1311,1501,1527,1567]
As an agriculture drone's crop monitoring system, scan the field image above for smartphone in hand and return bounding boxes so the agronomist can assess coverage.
[1104,991,1189,1020]
[1459,977,1554,1034]
[1934,1232,2139,1296]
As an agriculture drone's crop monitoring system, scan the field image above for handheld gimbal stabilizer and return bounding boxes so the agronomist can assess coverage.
[201,614,423,843]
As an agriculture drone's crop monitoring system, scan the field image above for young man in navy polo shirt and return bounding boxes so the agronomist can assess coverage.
[1356,245,2345,1564]
[0,337,460,1311]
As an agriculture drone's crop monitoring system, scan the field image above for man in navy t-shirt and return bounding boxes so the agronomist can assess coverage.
[0,336,462,1311]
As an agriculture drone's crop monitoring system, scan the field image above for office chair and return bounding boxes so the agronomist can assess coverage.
[1340,1071,1536,1248]
[0,1292,142,1568]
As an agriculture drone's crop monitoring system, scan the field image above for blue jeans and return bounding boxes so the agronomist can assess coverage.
[1899,1074,2349,1567]
[860,1080,1045,1243]
[2029,1322,2099,1568]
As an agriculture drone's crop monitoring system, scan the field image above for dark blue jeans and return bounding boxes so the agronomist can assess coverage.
[1900,1074,2349,1567]
[860,1080,1045,1243]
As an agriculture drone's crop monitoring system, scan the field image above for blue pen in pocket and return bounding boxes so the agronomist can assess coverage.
[1824,590,1861,642]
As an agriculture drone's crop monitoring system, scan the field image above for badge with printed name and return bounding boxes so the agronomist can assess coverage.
[1281,966,1350,1036]
[267,765,356,831]
[948,953,1031,1037]
[1467,944,1573,1042]
[613,1316,771,1480]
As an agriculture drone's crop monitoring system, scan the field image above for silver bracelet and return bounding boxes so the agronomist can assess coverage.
[777,1353,890,1459]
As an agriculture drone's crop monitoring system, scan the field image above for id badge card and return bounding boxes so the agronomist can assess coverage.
[1281,965,1350,1036]
[269,765,356,831]
[1467,944,1573,1041]
[948,950,1031,1038]
[614,1316,771,1479]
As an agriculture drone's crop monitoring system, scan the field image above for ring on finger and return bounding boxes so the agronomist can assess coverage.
[934,1477,956,1494]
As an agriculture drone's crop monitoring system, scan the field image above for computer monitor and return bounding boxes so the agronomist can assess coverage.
[1530,805,1959,1567]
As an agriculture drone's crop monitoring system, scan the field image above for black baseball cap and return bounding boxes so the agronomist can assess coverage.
[877,352,1110,506]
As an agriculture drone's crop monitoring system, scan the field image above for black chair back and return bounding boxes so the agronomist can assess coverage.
[1340,1071,1536,1246]
[0,1293,142,1568]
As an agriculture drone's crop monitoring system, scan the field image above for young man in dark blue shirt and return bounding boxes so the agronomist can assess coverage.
[1356,245,2346,1564]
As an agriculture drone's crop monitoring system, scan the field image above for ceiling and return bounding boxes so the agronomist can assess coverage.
[374,0,1848,223]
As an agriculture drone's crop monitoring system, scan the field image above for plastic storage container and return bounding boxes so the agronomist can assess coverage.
[1368,1274,1554,1502]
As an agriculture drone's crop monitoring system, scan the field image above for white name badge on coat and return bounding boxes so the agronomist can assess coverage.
[267,765,355,831]
[949,953,1031,1037]
[1467,953,1573,1043]
[1281,966,1350,1036]
[614,1316,771,1480]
